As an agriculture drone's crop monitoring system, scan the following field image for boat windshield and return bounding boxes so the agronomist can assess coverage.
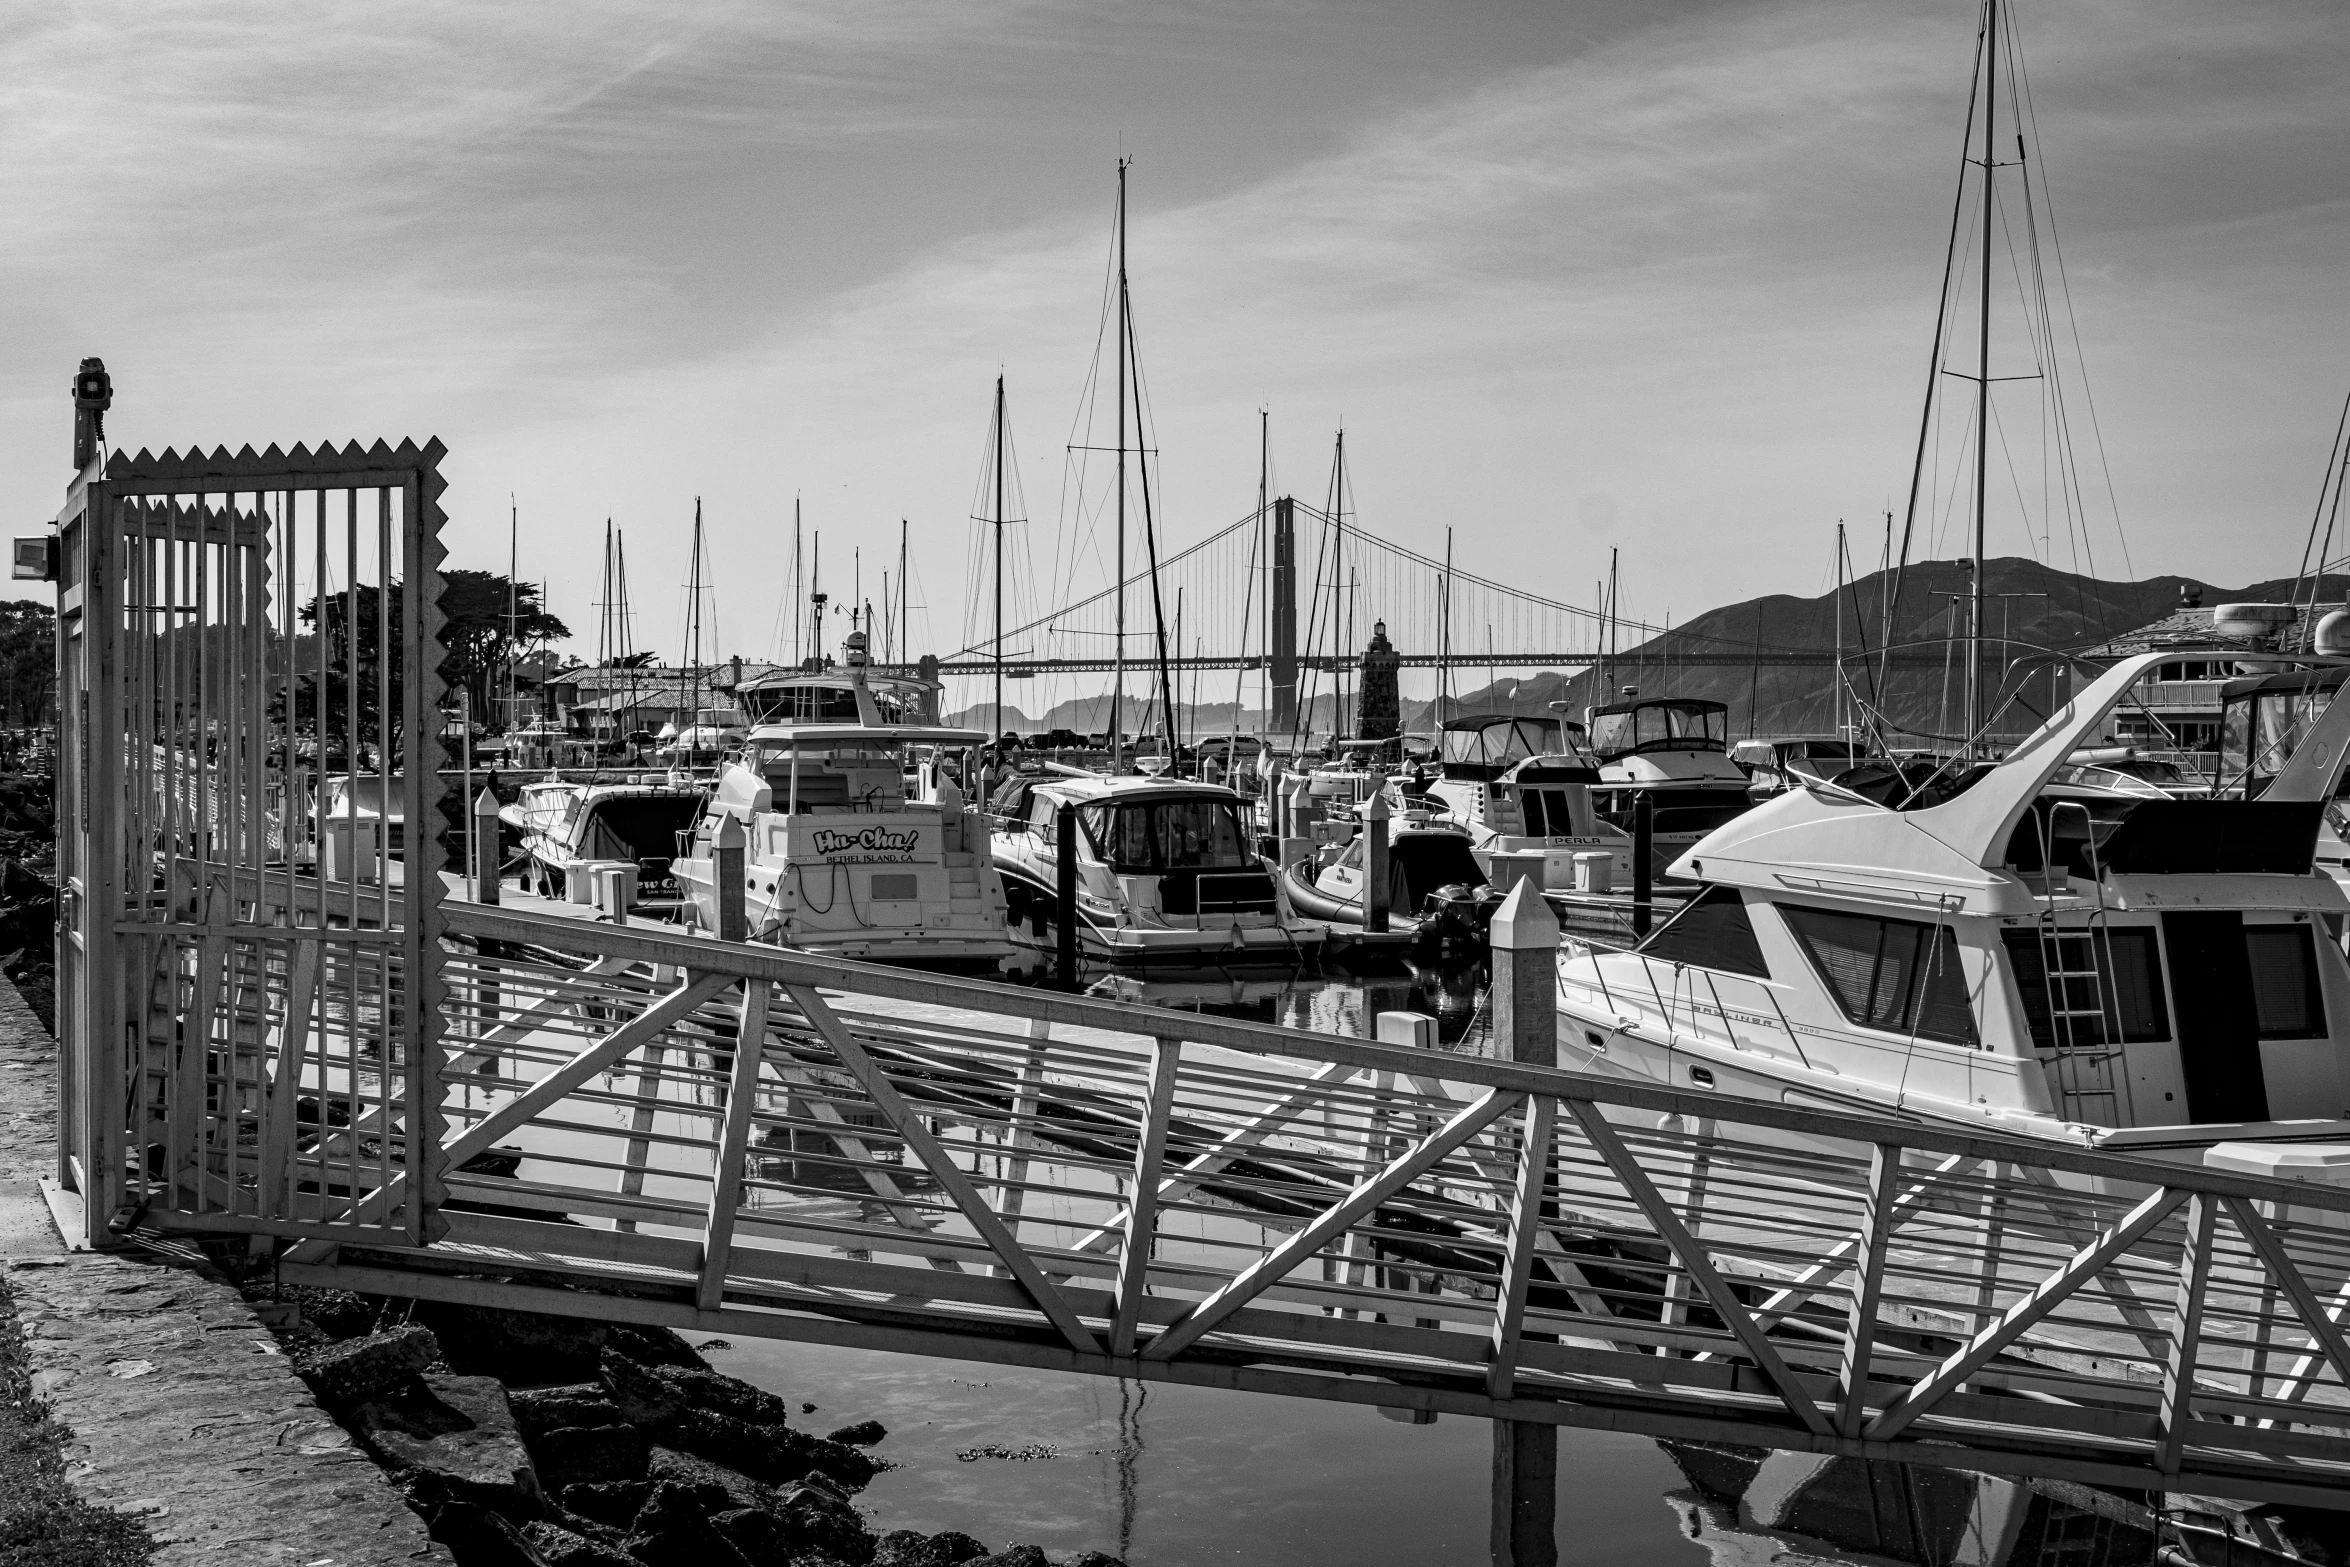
[2221,685,2334,789]
[1589,700,1728,759]
[1079,797,1254,871]
[751,739,906,771]
[1440,718,1563,769]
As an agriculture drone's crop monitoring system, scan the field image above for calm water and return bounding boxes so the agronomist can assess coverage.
[698,957,1714,1567]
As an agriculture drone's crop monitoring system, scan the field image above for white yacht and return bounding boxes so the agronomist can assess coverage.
[991,772,1324,966]
[1554,650,2350,1159]
[1423,714,1632,880]
[1279,786,1487,940]
[501,773,705,916]
[656,705,749,767]
[1583,695,1756,879]
[670,715,1012,971]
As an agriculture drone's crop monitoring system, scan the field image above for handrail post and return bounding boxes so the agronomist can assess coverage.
[1055,802,1079,990]
[714,812,746,943]
[1488,880,1559,1567]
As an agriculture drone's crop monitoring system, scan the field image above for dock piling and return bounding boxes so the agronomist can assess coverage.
[715,813,747,943]
[1487,881,1561,1566]
[1055,802,1079,990]
[1365,791,1392,933]
[1632,791,1653,939]
[471,787,500,905]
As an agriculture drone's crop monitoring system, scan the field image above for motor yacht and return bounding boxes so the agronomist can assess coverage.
[671,709,1011,969]
[1422,714,1631,873]
[1553,650,2350,1160]
[656,705,749,768]
[501,772,705,917]
[990,771,1324,966]
[1584,696,1756,879]
[1730,737,1866,801]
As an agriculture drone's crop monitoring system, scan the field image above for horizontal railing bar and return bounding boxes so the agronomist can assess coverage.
[444,902,2350,1215]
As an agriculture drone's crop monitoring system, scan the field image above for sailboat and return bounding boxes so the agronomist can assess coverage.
[989,160,1322,966]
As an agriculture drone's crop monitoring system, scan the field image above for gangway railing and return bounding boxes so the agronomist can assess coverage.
[146,895,2350,1512]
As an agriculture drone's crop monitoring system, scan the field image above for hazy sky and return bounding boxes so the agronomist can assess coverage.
[5,0,2346,684]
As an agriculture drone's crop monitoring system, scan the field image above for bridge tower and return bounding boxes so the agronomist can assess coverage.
[1270,496,1297,732]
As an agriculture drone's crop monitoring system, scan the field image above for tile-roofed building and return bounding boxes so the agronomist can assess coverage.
[2077,588,2344,751]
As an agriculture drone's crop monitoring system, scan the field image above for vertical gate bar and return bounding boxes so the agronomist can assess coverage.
[1111,1037,1181,1357]
[375,485,392,1214]
[2157,1192,2218,1477]
[345,487,358,934]
[259,939,320,1219]
[1837,1143,1902,1437]
[163,502,180,917]
[195,494,211,884]
[699,978,770,1311]
[402,465,442,1246]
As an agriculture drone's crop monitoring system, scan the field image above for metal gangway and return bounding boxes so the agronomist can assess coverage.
[39,429,2350,1564]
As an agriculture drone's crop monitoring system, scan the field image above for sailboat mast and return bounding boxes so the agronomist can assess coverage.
[898,520,908,674]
[994,374,1007,739]
[1111,159,1129,771]
[792,499,802,667]
[1440,525,1453,722]
[506,495,518,731]
[1969,0,1996,755]
[1834,522,1847,741]
[1257,409,1269,740]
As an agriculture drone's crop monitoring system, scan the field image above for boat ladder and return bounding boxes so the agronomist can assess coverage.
[2031,799,2130,1126]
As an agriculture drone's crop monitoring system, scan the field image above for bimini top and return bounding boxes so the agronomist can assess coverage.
[1588,698,1728,761]
[1439,714,1573,777]
[1669,651,2346,915]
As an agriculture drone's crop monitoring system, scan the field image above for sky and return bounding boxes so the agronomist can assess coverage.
[4,0,2347,698]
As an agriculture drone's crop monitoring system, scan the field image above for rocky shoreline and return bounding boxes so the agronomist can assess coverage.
[249,1285,1123,1567]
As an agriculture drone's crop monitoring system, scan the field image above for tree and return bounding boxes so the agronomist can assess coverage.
[0,600,55,729]
[438,571,568,727]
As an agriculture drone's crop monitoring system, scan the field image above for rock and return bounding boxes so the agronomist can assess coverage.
[294,1321,440,1408]
[650,1361,796,1427]
[295,1286,380,1340]
[966,1549,1048,1567]
[608,1321,706,1368]
[412,1300,611,1385]
[600,1351,689,1428]
[709,1505,793,1561]
[511,1384,628,1440]
[353,1372,543,1518]
[644,1447,776,1516]
[873,1530,992,1567]
[773,1478,874,1565]
[1062,1554,1128,1567]
[623,1482,755,1567]
[409,1494,547,1567]
[557,1482,651,1532]
[823,1419,886,1447]
[532,1423,651,1487]
[521,1519,638,1566]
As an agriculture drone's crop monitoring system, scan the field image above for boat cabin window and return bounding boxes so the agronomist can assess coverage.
[1026,792,1059,837]
[2248,925,2326,1040]
[751,740,906,809]
[1520,788,1586,837]
[2220,678,2344,793]
[1079,798,1253,871]
[1783,906,1976,1046]
[2000,929,2169,1049]
[1637,886,1768,978]
[1588,700,1728,760]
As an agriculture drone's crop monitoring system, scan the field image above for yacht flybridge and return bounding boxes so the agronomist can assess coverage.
[1555,650,2350,1158]
[1423,714,1632,878]
[991,772,1325,966]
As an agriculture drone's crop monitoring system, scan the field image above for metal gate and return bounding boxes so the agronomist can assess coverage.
[54,440,450,1248]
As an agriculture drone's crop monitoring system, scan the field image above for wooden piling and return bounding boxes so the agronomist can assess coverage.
[1632,790,1653,939]
[1055,802,1079,990]
[1365,790,1392,933]
[715,813,746,943]
[471,787,501,905]
[1488,880,1560,1567]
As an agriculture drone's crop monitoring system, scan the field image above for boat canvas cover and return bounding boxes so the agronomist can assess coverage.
[579,796,700,863]
[1440,716,1564,776]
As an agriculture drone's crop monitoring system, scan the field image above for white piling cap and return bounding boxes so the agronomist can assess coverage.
[1365,791,1391,821]
[1488,879,1560,952]
[473,786,501,816]
[715,813,747,849]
